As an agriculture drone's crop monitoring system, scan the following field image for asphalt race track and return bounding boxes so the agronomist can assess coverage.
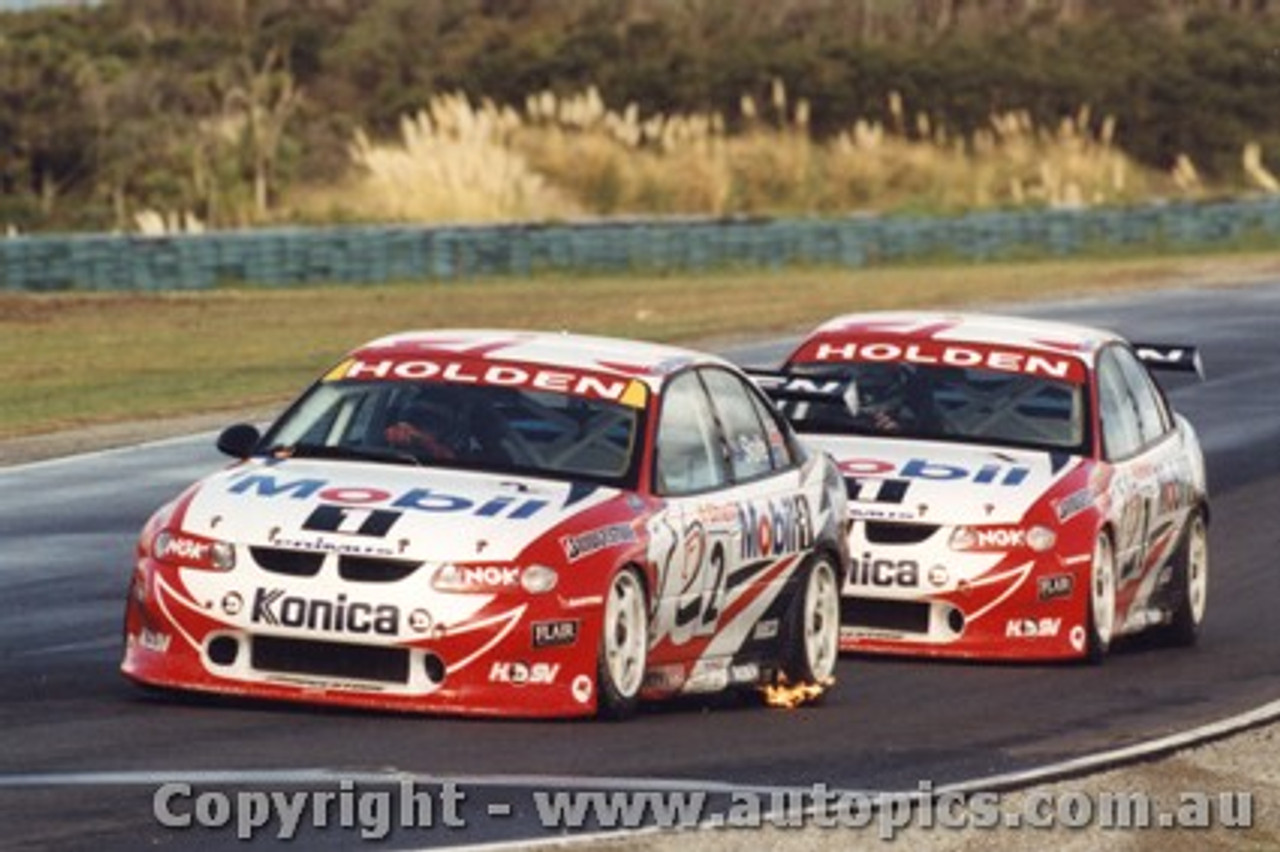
[3,283,1280,850]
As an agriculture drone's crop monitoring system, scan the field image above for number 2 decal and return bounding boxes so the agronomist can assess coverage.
[673,529,729,641]
[699,543,726,630]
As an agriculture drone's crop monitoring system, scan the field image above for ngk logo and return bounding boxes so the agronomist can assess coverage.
[156,534,209,562]
[462,566,519,587]
[433,564,521,592]
[1005,618,1062,639]
[489,661,560,686]
[976,528,1025,548]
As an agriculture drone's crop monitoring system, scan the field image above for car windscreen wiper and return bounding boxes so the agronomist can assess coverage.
[268,443,422,466]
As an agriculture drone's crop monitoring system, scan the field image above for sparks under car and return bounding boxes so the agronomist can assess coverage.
[754,312,1208,661]
[122,330,850,717]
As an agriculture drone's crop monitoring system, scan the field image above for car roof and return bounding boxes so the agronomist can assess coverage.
[794,311,1122,368]
[350,329,717,387]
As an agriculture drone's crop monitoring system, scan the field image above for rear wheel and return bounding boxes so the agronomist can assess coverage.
[596,567,648,720]
[1160,512,1208,647]
[1085,533,1117,664]
[782,555,840,685]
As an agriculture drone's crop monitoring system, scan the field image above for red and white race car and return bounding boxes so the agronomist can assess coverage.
[755,311,1209,661]
[122,330,850,717]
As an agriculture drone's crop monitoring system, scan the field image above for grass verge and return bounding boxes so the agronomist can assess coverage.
[2,251,1278,441]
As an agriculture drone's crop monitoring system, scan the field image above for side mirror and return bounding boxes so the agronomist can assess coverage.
[216,423,261,459]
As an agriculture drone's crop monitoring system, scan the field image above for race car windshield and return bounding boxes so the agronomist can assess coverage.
[783,362,1088,453]
[260,380,644,487]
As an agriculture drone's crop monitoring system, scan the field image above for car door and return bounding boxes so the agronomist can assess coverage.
[1097,347,1148,588]
[1097,345,1183,603]
[1110,345,1192,578]
[647,367,810,682]
[647,369,735,659]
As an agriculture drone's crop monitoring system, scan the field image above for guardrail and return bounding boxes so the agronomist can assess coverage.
[2,199,1279,291]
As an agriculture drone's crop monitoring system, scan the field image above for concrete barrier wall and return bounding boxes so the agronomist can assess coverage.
[3,200,1278,291]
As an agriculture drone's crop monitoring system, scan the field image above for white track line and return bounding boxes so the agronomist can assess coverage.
[0,767,834,795]
[6,697,1268,792]
[428,697,1280,852]
[0,430,218,475]
[938,696,1280,795]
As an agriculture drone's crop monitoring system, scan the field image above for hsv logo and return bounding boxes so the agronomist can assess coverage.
[851,553,921,587]
[326,357,648,407]
[489,661,560,685]
[251,588,399,636]
[838,458,1030,487]
[138,628,171,653]
[795,339,1085,383]
[1005,617,1062,638]
[229,474,549,519]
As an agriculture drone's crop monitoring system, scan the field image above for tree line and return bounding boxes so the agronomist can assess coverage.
[2,0,1278,232]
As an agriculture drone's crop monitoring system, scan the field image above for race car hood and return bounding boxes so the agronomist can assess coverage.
[802,435,1081,525]
[174,459,622,564]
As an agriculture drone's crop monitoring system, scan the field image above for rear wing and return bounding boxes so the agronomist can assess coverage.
[744,368,849,404]
[1132,344,1204,379]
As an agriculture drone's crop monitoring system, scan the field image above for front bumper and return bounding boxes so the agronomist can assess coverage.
[838,544,1092,661]
[121,557,603,718]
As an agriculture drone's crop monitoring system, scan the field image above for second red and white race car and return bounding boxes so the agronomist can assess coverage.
[755,311,1209,661]
[122,330,850,717]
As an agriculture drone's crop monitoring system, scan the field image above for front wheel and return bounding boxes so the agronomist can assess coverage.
[596,567,649,720]
[1160,512,1208,647]
[1085,532,1117,664]
[782,555,841,685]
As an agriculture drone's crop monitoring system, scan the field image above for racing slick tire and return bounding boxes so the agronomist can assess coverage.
[1159,512,1209,648]
[1085,532,1117,664]
[596,567,649,720]
[782,555,841,687]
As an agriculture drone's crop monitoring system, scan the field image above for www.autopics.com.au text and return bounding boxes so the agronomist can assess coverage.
[152,779,1254,842]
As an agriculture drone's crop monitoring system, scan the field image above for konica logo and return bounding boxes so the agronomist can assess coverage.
[251,588,399,636]
[850,554,920,587]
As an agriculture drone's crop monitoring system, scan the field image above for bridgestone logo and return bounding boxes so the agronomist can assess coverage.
[251,588,399,636]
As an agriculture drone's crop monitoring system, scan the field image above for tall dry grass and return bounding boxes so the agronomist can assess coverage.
[288,81,1263,226]
[293,93,582,224]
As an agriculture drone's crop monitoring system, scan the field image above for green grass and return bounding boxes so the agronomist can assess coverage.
[3,251,1278,439]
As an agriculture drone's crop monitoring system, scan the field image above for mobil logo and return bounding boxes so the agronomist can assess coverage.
[837,456,1030,487]
[226,473,549,519]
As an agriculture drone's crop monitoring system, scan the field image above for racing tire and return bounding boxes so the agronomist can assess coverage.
[596,567,649,721]
[1085,532,1117,664]
[1159,512,1209,648]
[781,555,841,687]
